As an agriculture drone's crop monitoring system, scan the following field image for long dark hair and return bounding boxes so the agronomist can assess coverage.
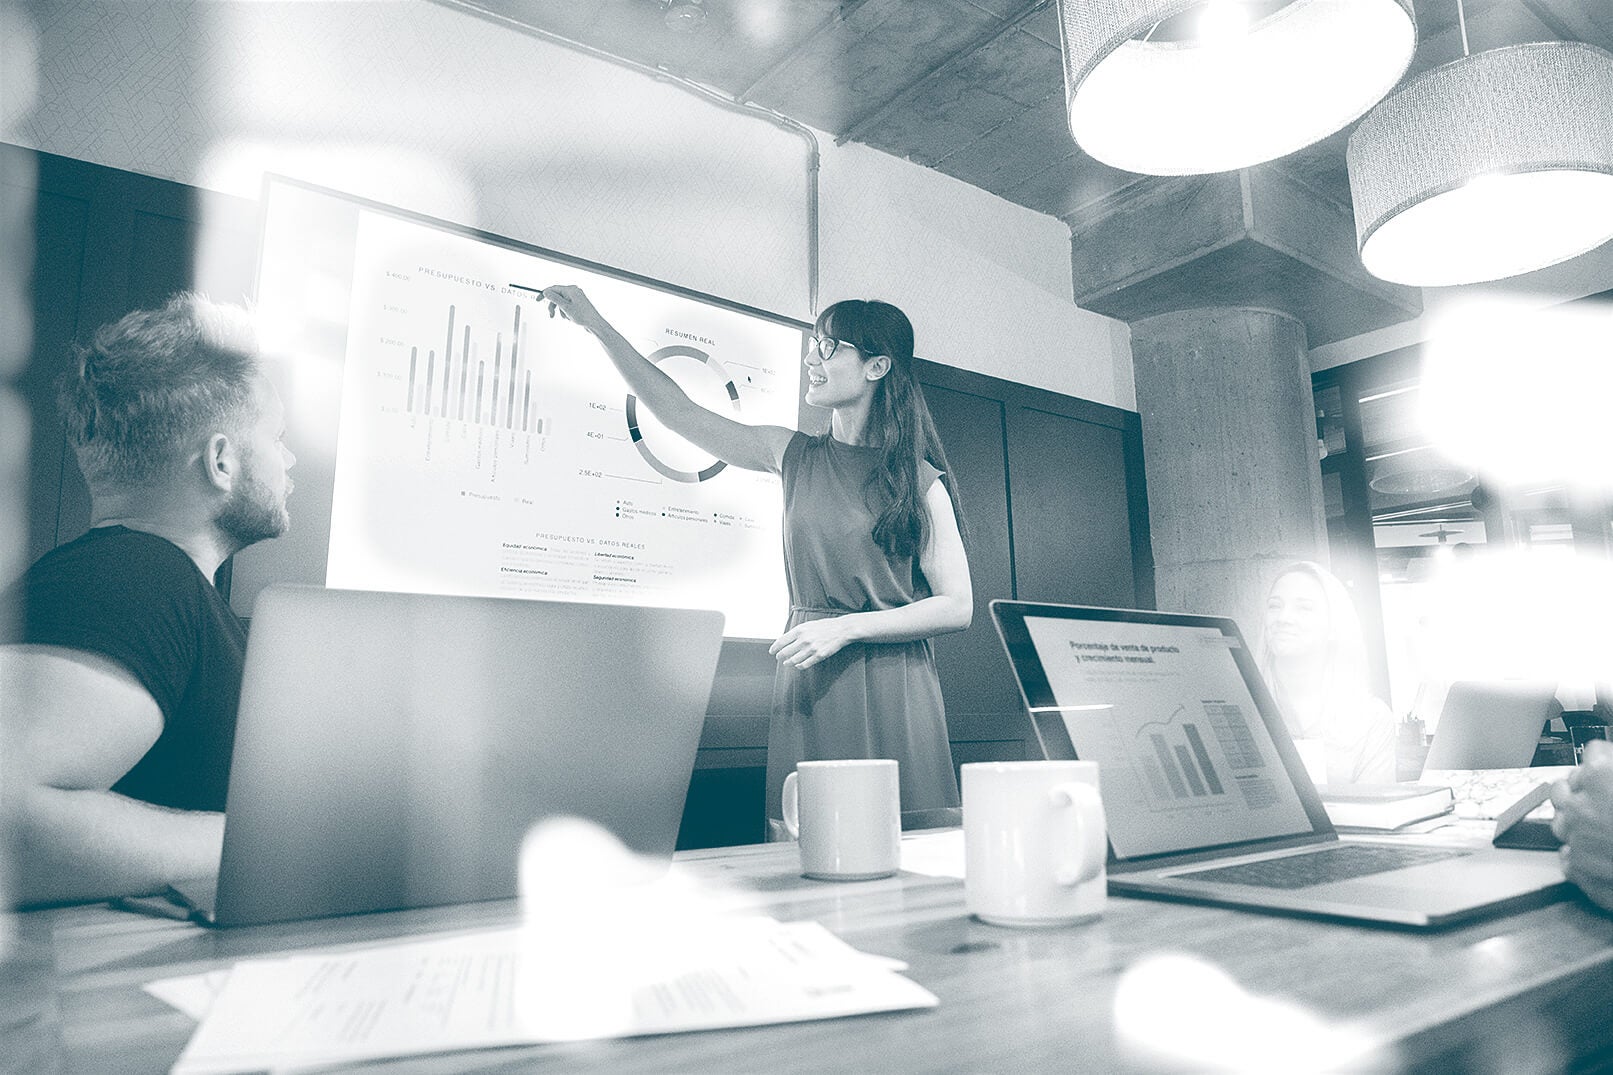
[815,299,966,561]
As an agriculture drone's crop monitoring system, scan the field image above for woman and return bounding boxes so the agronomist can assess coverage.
[539,286,972,832]
[1259,561,1396,785]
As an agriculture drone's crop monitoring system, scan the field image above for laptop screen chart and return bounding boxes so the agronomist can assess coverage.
[1022,617,1315,859]
[1138,705,1227,799]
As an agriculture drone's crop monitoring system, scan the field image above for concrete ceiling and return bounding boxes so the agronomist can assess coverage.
[441,0,1613,227]
[425,1,1610,521]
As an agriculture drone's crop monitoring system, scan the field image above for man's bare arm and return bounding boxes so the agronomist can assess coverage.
[1,646,224,905]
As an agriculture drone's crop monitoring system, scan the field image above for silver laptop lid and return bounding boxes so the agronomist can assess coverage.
[991,600,1335,867]
[216,585,725,926]
[1421,680,1557,771]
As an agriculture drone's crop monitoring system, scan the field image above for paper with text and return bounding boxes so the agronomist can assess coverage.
[168,920,934,1074]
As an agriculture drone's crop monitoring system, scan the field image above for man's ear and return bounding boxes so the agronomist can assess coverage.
[863,354,891,382]
[202,433,235,493]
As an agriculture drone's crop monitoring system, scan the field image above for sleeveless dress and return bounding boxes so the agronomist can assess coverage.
[766,431,962,832]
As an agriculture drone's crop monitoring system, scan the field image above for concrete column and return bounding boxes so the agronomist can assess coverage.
[1129,307,1328,641]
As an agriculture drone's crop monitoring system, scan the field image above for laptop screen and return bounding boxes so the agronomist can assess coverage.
[994,602,1327,862]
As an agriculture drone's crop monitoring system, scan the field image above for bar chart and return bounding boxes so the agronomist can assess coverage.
[1135,706,1227,803]
[403,302,545,435]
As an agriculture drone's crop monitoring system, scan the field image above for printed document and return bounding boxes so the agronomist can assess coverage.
[167,919,934,1073]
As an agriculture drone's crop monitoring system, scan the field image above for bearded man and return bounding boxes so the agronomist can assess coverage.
[2,293,295,905]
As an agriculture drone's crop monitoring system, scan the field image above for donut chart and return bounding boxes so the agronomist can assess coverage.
[626,344,740,483]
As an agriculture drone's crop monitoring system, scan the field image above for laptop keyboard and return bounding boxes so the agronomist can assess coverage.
[1174,845,1469,890]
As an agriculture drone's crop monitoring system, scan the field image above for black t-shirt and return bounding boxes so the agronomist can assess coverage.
[16,526,245,812]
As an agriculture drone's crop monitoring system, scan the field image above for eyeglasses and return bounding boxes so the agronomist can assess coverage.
[806,335,853,362]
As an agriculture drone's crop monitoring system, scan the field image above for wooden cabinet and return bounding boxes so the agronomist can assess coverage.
[922,361,1152,768]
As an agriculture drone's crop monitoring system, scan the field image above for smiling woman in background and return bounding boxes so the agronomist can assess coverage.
[1259,561,1397,785]
[540,286,972,834]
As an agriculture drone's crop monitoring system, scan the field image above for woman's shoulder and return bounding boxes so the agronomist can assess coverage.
[781,429,817,467]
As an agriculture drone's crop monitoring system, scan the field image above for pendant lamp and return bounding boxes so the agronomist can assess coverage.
[1348,31,1613,287]
[1057,0,1417,175]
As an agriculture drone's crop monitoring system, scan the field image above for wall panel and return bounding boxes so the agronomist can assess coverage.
[1008,406,1138,608]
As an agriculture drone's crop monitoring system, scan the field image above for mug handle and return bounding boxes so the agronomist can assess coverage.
[782,770,801,840]
[1049,782,1105,887]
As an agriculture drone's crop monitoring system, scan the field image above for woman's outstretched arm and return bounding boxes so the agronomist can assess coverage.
[542,284,794,474]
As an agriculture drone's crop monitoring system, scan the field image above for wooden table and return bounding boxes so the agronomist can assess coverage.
[5,837,1612,1074]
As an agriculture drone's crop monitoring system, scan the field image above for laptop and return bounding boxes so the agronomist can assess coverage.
[1421,680,1560,771]
[175,585,724,926]
[991,600,1567,929]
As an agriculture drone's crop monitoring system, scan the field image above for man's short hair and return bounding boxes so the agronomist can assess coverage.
[59,292,262,488]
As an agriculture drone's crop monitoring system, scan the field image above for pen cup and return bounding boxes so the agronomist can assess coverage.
[1571,724,1611,765]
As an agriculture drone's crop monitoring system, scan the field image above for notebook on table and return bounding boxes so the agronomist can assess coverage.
[990,600,1567,930]
[173,585,725,927]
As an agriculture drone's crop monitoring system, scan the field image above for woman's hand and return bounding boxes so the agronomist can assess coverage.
[767,481,973,665]
[1552,739,1613,912]
[770,616,860,671]
[540,284,606,335]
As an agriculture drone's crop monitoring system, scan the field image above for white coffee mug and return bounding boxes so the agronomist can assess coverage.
[963,760,1106,927]
[782,759,901,881]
